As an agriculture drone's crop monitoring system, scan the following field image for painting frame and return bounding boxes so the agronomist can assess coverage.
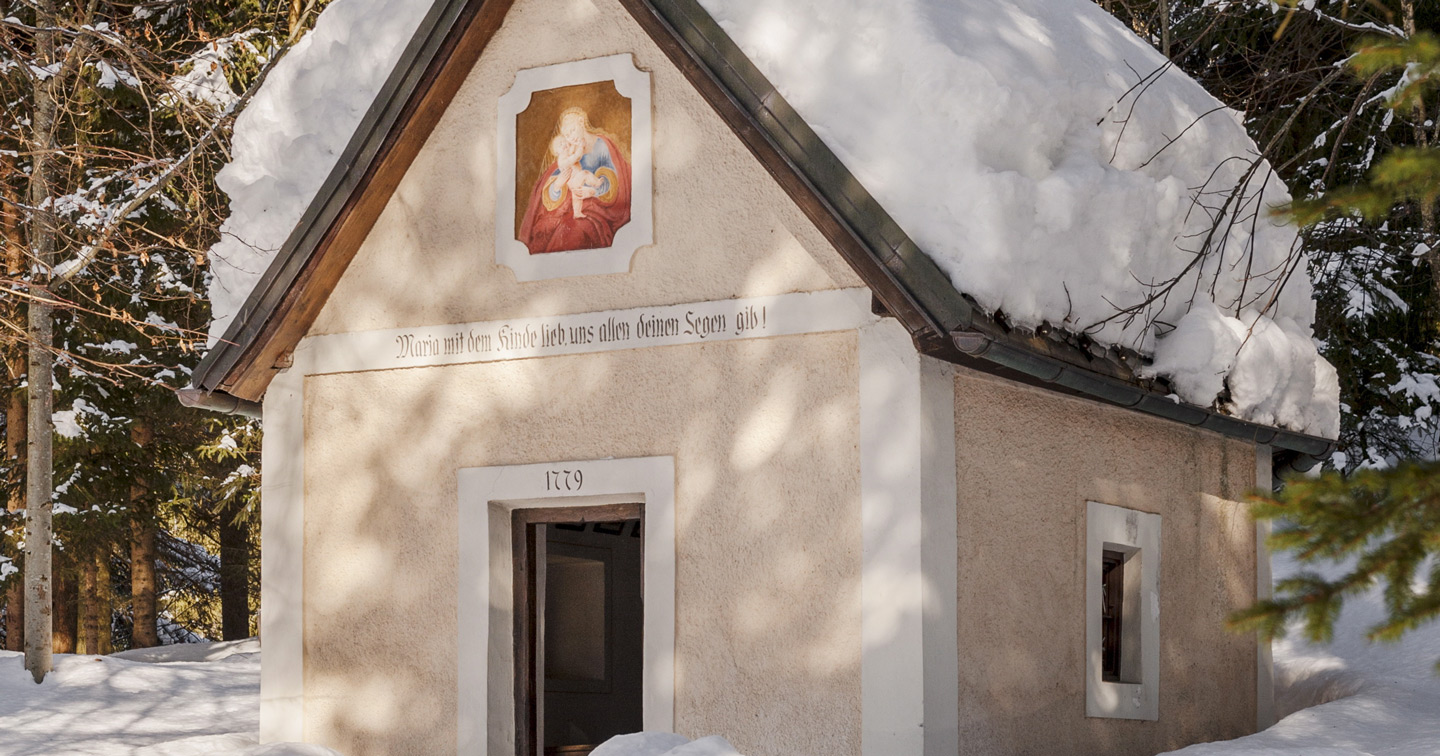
[495,54,652,282]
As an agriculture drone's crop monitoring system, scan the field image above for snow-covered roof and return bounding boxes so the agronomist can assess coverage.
[206,0,432,336]
[201,0,1339,442]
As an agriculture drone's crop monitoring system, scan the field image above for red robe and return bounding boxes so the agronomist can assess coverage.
[518,134,632,255]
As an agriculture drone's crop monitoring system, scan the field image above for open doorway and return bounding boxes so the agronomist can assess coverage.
[513,503,644,756]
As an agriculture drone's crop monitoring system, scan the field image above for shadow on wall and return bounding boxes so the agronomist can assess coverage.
[296,96,869,755]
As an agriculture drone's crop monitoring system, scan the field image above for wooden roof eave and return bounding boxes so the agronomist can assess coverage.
[191,0,516,400]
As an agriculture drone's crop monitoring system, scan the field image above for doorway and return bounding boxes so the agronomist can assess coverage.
[513,503,644,756]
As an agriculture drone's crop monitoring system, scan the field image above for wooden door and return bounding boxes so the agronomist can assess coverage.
[513,504,644,756]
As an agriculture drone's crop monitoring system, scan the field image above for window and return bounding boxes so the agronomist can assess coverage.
[1086,501,1160,720]
[1101,549,1125,682]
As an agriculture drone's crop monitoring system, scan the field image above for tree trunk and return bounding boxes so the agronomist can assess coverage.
[3,580,21,652]
[1,154,24,514]
[218,499,250,640]
[79,550,101,654]
[288,0,303,38]
[51,566,74,655]
[97,553,112,654]
[23,0,60,685]
[1397,0,1440,301]
[129,417,157,649]
[129,510,158,648]
[1159,0,1171,59]
[5,388,23,512]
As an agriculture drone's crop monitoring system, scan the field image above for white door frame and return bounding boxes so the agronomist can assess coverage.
[457,456,676,756]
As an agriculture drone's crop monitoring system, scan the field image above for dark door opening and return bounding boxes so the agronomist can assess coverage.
[513,504,644,756]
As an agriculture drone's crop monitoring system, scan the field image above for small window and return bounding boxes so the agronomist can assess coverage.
[1100,546,1142,685]
[1086,502,1160,720]
[1100,550,1124,682]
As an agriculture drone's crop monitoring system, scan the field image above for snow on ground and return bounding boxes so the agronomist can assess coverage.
[0,643,338,756]
[109,638,260,664]
[5,559,1435,755]
[208,0,1337,438]
[592,733,742,756]
[1161,553,1440,756]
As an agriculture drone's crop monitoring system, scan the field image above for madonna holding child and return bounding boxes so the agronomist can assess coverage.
[518,106,633,254]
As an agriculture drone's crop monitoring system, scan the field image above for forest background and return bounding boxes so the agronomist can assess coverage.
[0,0,1435,667]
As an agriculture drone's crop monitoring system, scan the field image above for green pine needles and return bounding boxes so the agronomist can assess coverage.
[1230,463,1440,668]
[1290,32,1440,227]
[1234,20,1440,668]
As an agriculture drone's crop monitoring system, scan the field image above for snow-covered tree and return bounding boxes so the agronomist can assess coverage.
[1099,0,1440,656]
[0,0,299,680]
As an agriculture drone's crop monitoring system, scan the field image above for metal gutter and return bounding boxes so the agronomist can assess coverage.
[175,388,263,419]
[189,0,478,393]
[952,330,1335,459]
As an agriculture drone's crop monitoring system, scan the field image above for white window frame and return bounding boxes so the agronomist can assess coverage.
[1085,500,1161,720]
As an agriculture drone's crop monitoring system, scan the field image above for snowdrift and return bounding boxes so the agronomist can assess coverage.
[1160,553,1440,756]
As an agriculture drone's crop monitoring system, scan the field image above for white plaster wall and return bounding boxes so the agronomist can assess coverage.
[307,0,863,338]
[300,333,863,756]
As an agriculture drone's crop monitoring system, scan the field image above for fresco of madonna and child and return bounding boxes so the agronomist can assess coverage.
[516,83,633,255]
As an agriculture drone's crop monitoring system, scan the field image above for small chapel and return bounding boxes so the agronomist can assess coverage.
[182,0,1339,754]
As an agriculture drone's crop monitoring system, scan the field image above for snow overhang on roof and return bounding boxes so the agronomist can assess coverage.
[188,0,1337,462]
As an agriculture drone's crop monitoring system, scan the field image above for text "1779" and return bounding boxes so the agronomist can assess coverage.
[546,469,584,492]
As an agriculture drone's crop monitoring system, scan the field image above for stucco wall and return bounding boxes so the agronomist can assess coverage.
[301,332,863,756]
[295,0,871,752]
[951,367,1259,755]
[290,0,1268,752]
[306,0,863,339]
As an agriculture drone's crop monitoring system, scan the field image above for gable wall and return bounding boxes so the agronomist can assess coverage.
[300,332,863,756]
[950,367,1259,754]
[294,0,868,753]
[308,0,862,338]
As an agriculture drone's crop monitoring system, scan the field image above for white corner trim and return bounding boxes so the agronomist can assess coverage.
[1255,444,1275,730]
[457,456,676,756]
[1085,501,1161,721]
[919,356,959,756]
[495,54,652,281]
[304,288,875,377]
[859,318,959,756]
[258,344,313,744]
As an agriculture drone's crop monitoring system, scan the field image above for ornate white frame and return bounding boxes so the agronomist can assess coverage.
[494,54,653,281]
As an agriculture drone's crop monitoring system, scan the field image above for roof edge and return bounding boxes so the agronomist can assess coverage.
[188,0,1337,459]
[192,0,492,394]
[635,0,1335,458]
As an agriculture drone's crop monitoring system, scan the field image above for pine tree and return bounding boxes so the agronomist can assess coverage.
[1224,11,1440,657]
[0,0,312,676]
[1230,462,1440,665]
